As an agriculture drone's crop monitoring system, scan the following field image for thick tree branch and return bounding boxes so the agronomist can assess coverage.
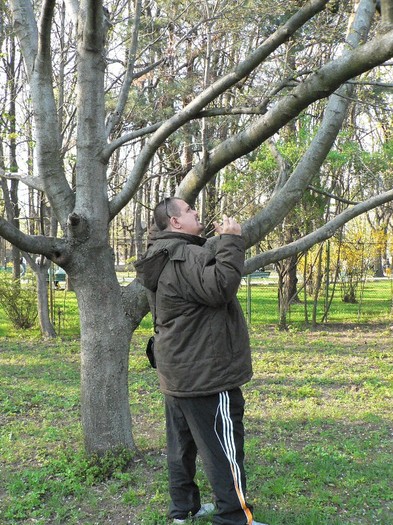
[178,3,391,205]
[0,217,68,259]
[108,0,331,219]
[0,167,45,191]
[81,0,104,51]
[72,0,110,237]
[244,189,393,273]
[10,0,38,76]
[120,278,150,333]
[11,0,75,228]
[380,0,393,26]
[38,0,55,64]
[241,0,376,246]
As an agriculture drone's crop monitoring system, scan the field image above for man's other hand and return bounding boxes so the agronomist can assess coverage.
[213,215,242,236]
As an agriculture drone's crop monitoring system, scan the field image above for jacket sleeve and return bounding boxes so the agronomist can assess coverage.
[180,234,245,306]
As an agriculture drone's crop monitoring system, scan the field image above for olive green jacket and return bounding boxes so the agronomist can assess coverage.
[135,230,252,397]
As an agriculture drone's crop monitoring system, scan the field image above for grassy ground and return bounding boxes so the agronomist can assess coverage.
[238,278,393,326]
[1,324,393,525]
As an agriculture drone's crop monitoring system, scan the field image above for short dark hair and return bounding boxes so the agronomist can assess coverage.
[154,197,182,230]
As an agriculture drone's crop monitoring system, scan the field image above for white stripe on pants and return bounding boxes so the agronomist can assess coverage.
[165,388,253,525]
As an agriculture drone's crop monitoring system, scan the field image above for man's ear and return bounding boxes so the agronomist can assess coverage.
[169,216,182,230]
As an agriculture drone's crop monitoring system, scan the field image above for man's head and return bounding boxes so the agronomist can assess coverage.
[154,198,204,236]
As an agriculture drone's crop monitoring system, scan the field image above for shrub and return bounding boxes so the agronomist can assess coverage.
[0,274,38,329]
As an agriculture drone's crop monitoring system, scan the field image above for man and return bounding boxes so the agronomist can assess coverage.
[135,197,267,525]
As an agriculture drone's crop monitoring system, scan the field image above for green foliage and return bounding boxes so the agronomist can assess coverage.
[81,447,136,483]
[245,143,279,193]
[0,274,38,329]
[325,131,362,169]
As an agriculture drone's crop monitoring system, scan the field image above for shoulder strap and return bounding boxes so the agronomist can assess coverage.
[151,249,170,333]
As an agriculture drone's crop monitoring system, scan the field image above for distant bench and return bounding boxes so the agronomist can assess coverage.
[242,270,271,283]
[250,271,271,279]
[47,268,67,288]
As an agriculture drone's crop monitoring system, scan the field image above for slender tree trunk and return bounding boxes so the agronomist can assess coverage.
[287,259,300,303]
[135,189,146,259]
[373,253,384,277]
[36,265,56,338]
[277,262,289,330]
[303,252,309,324]
[312,246,323,326]
[8,35,21,280]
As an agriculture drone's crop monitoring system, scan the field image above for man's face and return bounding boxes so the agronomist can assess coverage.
[173,200,204,236]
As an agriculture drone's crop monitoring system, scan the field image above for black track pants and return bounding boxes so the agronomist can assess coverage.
[165,388,253,525]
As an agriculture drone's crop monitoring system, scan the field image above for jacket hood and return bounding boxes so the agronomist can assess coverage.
[134,230,206,292]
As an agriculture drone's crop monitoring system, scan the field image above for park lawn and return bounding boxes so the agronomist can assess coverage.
[238,278,393,326]
[1,273,392,337]
[1,325,393,525]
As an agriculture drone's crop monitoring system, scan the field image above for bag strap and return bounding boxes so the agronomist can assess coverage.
[151,249,169,333]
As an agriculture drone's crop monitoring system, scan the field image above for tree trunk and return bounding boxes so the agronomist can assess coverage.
[373,252,384,277]
[277,222,301,329]
[287,259,300,303]
[312,247,324,326]
[70,247,135,454]
[135,190,146,259]
[277,262,288,330]
[36,265,56,338]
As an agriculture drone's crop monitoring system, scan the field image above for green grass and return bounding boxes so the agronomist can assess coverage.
[238,279,393,326]
[1,275,393,523]
[1,326,393,524]
[1,276,392,339]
